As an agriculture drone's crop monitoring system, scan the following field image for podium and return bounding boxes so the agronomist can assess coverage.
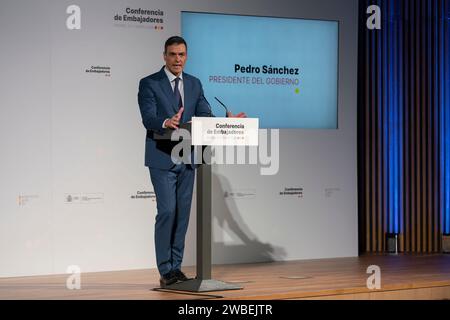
[154,117,259,292]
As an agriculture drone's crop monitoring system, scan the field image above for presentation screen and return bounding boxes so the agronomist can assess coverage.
[181,12,339,129]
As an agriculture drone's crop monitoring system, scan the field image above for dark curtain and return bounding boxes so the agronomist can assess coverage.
[358,0,450,253]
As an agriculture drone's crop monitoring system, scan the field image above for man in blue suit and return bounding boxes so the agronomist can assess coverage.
[137,36,211,287]
[138,36,246,288]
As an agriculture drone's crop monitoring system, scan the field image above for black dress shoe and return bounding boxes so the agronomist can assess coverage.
[173,269,189,282]
[159,271,177,287]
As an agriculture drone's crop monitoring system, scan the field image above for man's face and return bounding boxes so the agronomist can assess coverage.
[164,43,187,76]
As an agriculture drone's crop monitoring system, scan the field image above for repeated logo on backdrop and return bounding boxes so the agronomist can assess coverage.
[65,193,104,204]
[17,195,40,207]
[113,7,165,30]
[85,65,111,77]
[279,187,304,198]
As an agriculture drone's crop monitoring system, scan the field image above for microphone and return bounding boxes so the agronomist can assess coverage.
[214,97,230,117]
[203,96,215,117]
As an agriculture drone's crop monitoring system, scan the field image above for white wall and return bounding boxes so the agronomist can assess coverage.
[0,0,358,277]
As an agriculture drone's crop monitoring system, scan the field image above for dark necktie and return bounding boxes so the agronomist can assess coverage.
[173,77,183,110]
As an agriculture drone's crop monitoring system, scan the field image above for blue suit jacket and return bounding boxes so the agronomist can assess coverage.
[138,67,212,169]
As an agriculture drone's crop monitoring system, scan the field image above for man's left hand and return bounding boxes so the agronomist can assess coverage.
[226,111,247,118]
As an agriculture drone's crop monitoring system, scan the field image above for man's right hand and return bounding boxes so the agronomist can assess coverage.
[164,107,184,129]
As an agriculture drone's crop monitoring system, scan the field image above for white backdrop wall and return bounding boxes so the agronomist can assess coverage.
[0,0,358,277]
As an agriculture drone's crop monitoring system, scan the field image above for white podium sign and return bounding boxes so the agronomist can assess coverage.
[191,117,259,146]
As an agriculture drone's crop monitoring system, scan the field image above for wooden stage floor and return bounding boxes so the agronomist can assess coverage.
[1,254,450,300]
